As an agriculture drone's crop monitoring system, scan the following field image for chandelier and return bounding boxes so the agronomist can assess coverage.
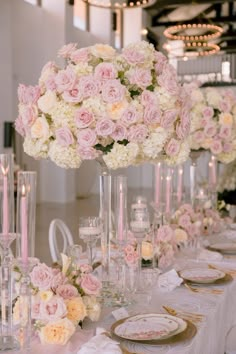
[81,0,156,8]
[163,41,220,58]
[164,23,223,42]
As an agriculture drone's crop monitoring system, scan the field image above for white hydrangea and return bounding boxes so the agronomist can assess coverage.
[142,127,168,159]
[155,87,178,111]
[164,140,190,165]
[217,150,236,164]
[50,101,77,131]
[23,137,49,159]
[48,141,82,169]
[205,88,222,109]
[82,97,107,118]
[103,142,139,169]
[72,63,93,77]
[218,160,236,192]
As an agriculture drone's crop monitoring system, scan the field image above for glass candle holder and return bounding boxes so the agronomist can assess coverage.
[0,154,14,234]
[16,171,37,260]
[114,175,128,247]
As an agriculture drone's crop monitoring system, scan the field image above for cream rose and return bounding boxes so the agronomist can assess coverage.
[31,116,50,140]
[83,296,101,322]
[174,228,188,243]
[91,44,116,60]
[37,91,58,114]
[39,290,54,302]
[39,318,76,345]
[65,297,87,324]
[219,113,233,126]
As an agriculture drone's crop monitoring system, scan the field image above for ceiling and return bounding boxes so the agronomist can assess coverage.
[145,0,236,55]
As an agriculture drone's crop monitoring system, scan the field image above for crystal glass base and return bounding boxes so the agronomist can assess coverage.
[0,335,20,351]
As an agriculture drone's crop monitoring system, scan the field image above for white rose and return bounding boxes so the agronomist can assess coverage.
[38,91,58,114]
[83,296,101,322]
[91,44,116,60]
[31,116,50,141]
[204,200,212,209]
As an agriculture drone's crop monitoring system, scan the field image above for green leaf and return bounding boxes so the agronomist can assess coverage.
[95,142,114,153]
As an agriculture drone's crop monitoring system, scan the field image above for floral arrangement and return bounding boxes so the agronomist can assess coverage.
[15,41,191,169]
[218,160,236,192]
[186,82,236,163]
[13,255,101,345]
[154,225,176,269]
[195,203,223,235]
[171,203,202,244]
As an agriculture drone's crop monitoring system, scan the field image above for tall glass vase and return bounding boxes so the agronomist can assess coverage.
[0,154,14,234]
[189,151,202,207]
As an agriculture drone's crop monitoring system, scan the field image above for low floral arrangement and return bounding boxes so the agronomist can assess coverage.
[171,203,202,244]
[218,160,236,193]
[154,225,176,269]
[15,41,191,169]
[186,82,236,163]
[195,202,223,235]
[13,255,102,345]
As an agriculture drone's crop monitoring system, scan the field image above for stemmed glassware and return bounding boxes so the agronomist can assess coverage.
[79,217,102,267]
[140,268,160,308]
[67,245,82,268]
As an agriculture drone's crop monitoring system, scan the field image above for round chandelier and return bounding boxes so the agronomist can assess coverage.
[164,23,223,42]
[163,41,220,58]
[81,0,156,8]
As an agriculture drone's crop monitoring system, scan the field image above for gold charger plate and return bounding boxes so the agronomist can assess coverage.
[185,272,233,285]
[111,317,197,345]
[207,245,236,255]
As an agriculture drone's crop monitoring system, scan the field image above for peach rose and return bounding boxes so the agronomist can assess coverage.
[31,116,50,141]
[65,297,87,324]
[39,318,76,345]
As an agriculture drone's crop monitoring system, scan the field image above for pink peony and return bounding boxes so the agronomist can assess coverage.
[94,62,117,81]
[18,84,41,105]
[129,68,152,90]
[79,75,100,99]
[96,118,115,137]
[58,43,77,58]
[55,127,74,147]
[122,47,145,65]
[62,84,83,103]
[80,274,102,296]
[144,105,161,125]
[77,128,97,147]
[102,80,125,104]
[70,48,89,63]
[219,125,231,139]
[111,123,127,141]
[121,106,139,127]
[77,146,99,160]
[56,284,78,300]
[55,68,77,93]
[160,109,178,129]
[204,122,217,138]
[202,106,214,119]
[141,90,156,106]
[51,270,67,291]
[15,116,26,137]
[40,295,67,322]
[75,108,94,128]
[210,140,223,155]
[128,124,148,143]
[156,225,173,243]
[30,263,54,290]
[165,138,180,157]
[154,52,168,74]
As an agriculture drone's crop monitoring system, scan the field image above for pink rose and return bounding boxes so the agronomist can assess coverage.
[102,80,125,104]
[111,123,127,141]
[223,142,233,153]
[124,244,135,254]
[96,118,115,137]
[122,48,145,65]
[94,62,117,81]
[202,106,214,119]
[154,52,168,75]
[165,138,180,157]
[79,75,100,99]
[193,130,204,143]
[128,124,148,143]
[158,249,174,269]
[20,105,38,127]
[77,146,99,160]
[176,122,188,140]
[30,263,54,290]
[18,84,41,105]
[45,75,57,91]
[75,108,94,128]
[129,68,152,90]
[156,225,173,243]
[210,140,223,155]
[160,109,178,129]
[51,270,67,291]
[158,64,179,96]
[179,204,194,214]
[70,48,89,63]
[55,68,77,93]
[15,116,26,137]
[40,296,67,322]
[144,105,161,125]
[77,128,97,147]
[80,264,93,273]
[58,43,77,58]
[121,106,139,127]
[141,90,156,106]
[178,213,191,229]
[200,117,210,127]
[31,295,41,320]
[56,284,78,300]
[204,122,217,138]
[125,252,139,266]
[80,274,102,296]
[219,100,231,113]
[219,125,231,139]
[62,84,83,103]
[55,127,74,147]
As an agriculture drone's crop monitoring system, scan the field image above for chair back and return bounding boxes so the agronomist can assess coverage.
[49,219,74,263]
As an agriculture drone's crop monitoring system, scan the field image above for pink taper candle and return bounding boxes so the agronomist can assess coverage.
[155,163,161,205]
[177,166,183,204]
[211,156,217,185]
[3,173,9,235]
[118,188,123,242]
[21,185,28,263]
[165,175,171,214]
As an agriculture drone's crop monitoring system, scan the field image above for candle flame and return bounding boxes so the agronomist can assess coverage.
[22,184,26,196]
[1,164,9,176]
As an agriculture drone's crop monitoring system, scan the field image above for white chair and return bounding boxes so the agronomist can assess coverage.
[225,324,236,354]
[49,219,74,263]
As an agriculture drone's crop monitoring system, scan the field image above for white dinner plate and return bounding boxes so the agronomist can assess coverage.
[209,242,236,254]
[113,314,187,341]
[179,268,225,284]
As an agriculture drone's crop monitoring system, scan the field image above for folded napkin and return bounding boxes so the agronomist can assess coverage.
[77,333,122,354]
[157,269,183,292]
[197,249,223,261]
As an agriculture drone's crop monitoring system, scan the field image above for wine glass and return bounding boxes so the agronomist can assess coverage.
[78,217,102,266]
[130,206,150,292]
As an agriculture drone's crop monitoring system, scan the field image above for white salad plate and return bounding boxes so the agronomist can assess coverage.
[180,268,225,284]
